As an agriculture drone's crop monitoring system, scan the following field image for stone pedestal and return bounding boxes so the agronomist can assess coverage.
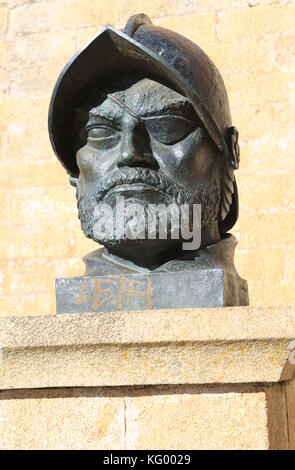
[0,306,294,449]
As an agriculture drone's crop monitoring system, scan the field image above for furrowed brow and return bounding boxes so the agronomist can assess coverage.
[107,94,140,121]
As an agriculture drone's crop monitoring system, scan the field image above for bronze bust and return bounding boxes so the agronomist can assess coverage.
[49,14,248,313]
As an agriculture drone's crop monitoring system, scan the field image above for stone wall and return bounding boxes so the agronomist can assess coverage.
[1,306,295,449]
[0,0,294,316]
[0,385,282,449]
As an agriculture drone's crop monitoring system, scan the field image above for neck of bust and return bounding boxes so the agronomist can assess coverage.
[102,221,221,271]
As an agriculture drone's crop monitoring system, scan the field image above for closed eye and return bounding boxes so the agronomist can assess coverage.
[87,126,118,140]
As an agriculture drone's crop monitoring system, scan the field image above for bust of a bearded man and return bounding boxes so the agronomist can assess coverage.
[49,14,248,313]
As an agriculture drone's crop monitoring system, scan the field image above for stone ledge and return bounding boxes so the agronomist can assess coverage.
[1,306,295,389]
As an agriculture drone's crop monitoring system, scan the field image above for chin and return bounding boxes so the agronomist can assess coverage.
[103,237,183,268]
[86,214,183,267]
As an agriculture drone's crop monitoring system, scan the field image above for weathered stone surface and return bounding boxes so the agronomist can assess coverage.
[1,306,295,450]
[217,4,295,42]
[0,382,293,450]
[0,388,124,450]
[0,7,8,34]
[0,306,294,389]
[284,379,295,449]
[125,390,269,450]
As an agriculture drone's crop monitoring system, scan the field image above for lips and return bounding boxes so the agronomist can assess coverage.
[103,183,171,206]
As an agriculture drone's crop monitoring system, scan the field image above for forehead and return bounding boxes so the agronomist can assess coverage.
[90,78,194,119]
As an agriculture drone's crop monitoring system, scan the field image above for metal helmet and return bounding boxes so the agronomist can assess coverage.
[48,13,240,233]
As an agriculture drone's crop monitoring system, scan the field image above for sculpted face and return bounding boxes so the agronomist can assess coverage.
[75,75,222,266]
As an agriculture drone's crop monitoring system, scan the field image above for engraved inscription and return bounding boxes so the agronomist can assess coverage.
[75,276,153,310]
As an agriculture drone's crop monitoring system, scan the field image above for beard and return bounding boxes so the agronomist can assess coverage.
[76,167,220,250]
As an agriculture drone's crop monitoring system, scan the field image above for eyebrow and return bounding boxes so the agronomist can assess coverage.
[140,100,198,121]
[87,110,121,127]
[88,111,113,121]
[141,114,196,125]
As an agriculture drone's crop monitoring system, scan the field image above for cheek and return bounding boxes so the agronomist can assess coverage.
[150,129,211,179]
[76,144,116,188]
[76,145,100,180]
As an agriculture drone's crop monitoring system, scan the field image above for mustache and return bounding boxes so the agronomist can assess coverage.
[95,167,196,205]
[76,167,220,232]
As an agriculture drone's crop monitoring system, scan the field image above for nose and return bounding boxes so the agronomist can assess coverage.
[117,123,159,171]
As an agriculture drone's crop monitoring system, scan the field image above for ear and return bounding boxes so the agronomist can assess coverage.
[219,127,239,222]
[69,176,78,187]
[225,126,240,170]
